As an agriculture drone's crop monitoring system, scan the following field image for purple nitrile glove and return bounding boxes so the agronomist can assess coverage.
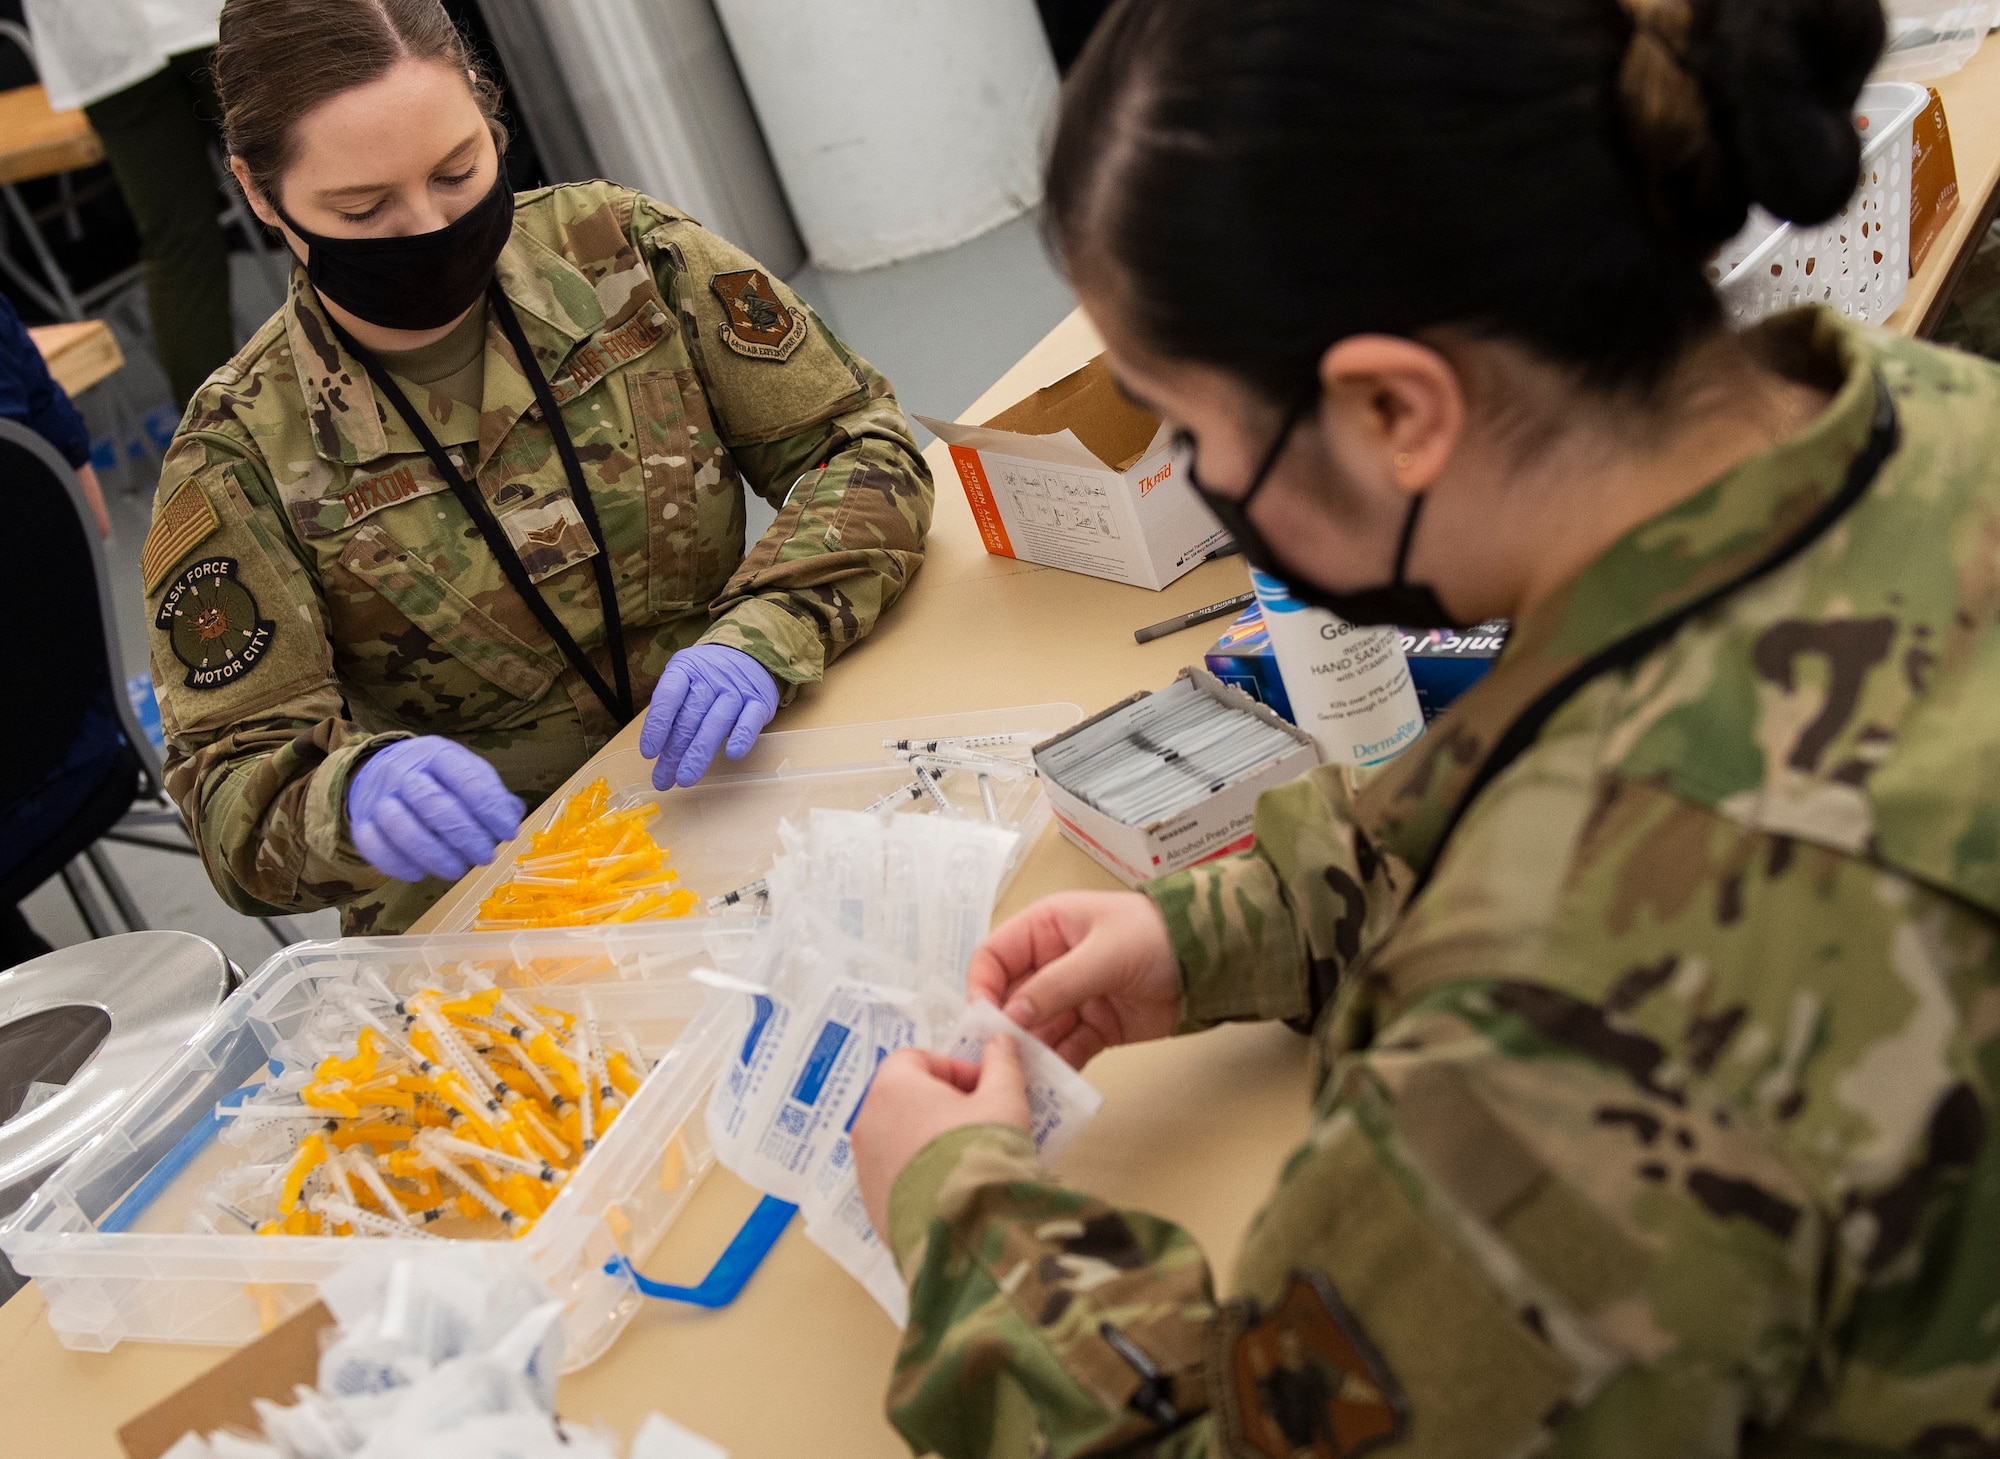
[348,737,525,883]
[639,644,780,790]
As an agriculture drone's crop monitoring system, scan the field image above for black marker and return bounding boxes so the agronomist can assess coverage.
[1132,590,1256,645]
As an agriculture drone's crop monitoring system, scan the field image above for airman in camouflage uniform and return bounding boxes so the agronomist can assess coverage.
[883,310,2000,1456]
[141,182,932,933]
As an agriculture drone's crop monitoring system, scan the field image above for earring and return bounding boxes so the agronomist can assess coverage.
[1393,451,1413,472]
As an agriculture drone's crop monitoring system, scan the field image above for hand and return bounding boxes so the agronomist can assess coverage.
[638,644,779,790]
[75,463,110,539]
[967,891,1181,1069]
[852,1037,1029,1242]
[348,737,524,883]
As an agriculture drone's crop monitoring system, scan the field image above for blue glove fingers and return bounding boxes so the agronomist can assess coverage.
[656,680,720,785]
[352,816,431,885]
[639,666,692,761]
[398,771,504,867]
[676,691,745,787]
[371,795,471,882]
[725,693,777,760]
[422,747,525,843]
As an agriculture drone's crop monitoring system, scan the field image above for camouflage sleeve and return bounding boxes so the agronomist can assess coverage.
[885,1123,1219,1459]
[631,197,933,689]
[885,983,1830,1459]
[145,433,403,915]
[1146,764,1409,1030]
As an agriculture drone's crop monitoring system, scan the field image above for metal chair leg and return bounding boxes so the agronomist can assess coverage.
[83,844,147,931]
[3,183,83,319]
[56,172,82,242]
[59,860,115,939]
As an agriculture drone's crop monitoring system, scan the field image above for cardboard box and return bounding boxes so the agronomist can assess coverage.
[918,356,1230,590]
[1034,667,1319,887]
[118,1300,332,1459]
[1398,620,1511,720]
[1205,606,1509,726]
[1204,605,1295,722]
[1909,86,1960,277]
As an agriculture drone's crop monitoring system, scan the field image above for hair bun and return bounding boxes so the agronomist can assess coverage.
[1706,0,1885,225]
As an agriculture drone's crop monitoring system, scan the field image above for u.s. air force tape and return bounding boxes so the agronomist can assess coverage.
[155,557,275,690]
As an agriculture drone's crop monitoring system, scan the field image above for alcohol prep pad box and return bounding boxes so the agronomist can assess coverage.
[1035,667,1318,887]
[916,356,1227,591]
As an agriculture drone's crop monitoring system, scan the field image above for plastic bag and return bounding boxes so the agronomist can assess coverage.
[1875,0,1989,80]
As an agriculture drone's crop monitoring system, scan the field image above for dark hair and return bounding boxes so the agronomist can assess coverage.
[213,0,508,206]
[1046,0,1885,397]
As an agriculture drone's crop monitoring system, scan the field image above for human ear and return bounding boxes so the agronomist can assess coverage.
[230,157,283,232]
[1314,335,1466,496]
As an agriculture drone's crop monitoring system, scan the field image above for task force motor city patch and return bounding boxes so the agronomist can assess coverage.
[155,557,275,690]
[710,268,807,361]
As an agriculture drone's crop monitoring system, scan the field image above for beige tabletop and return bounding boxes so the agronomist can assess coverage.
[1,301,1318,1458]
[30,319,125,398]
[1887,33,2000,336]
[0,84,103,189]
[8,51,2000,1447]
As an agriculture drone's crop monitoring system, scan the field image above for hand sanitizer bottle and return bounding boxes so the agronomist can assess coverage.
[1248,567,1424,766]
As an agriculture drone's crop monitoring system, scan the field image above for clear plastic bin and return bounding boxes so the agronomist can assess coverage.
[438,702,1085,931]
[0,924,758,1367]
[1713,83,1930,327]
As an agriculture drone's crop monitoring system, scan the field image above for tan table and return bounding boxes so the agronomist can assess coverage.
[1887,31,2000,335]
[29,319,125,398]
[0,85,103,190]
[0,303,1316,1457]
[9,51,2000,1447]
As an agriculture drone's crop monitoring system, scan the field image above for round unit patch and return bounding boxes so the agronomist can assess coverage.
[155,557,276,690]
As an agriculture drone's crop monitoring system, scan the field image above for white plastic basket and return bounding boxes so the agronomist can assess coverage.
[0,925,755,1367]
[1713,82,1931,328]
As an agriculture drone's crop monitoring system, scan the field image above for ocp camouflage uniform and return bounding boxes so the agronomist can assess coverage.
[885,309,2000,1458]
[141,182,932,933]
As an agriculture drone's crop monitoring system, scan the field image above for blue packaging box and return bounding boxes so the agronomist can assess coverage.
[1204,606,1508,726]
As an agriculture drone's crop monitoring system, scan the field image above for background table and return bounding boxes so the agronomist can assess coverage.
[30,319,124,398]
[8,42,2000,1448]
[1888,39,2000,336]
[0,84,102,189]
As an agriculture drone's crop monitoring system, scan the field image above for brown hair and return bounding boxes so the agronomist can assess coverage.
[1046,0,1882,396]
[213,0,508,205]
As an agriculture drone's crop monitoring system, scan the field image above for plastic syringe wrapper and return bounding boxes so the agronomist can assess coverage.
[161,1246,723,1459]
[702,810,1106,1326]
[942,1000,1104,1162]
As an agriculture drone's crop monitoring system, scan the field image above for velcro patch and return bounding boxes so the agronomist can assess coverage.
[710,269,806,362]
[337,461,449,529]
[155,557,276,690]
[141,478,221,593]
[545,307,671,410]
[501,495,598,583]
[1211,1272,1405,1459]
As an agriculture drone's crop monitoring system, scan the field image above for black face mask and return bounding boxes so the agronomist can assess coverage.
[272,167,515,331]
[1182,391,1464,631]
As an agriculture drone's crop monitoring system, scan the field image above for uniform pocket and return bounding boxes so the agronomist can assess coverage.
[335,522,561,727]
[626,367,747,615]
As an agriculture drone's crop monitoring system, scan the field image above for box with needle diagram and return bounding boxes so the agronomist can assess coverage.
[919,356,1229,591]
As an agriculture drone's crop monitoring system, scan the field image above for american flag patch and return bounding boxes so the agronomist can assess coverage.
[142,477,222,594]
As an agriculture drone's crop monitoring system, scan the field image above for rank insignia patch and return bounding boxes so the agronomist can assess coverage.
[155,557,276,690]
[710,269,806,361]
[1212,1272,1405,1459]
